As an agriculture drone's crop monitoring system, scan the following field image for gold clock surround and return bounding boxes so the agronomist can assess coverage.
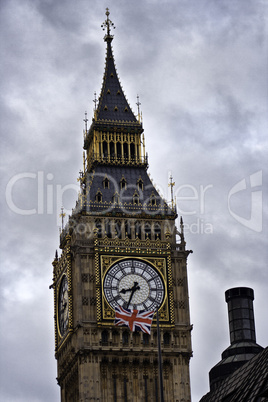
[57,274,69,337]
[98,254,172,325]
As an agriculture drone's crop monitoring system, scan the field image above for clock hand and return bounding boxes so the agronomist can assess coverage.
[120,287,132,294]
[127,281,140,309]
[120,281,140,294]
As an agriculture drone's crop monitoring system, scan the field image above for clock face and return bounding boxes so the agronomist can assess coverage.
[103,259,165,311]
[58,275,69,336]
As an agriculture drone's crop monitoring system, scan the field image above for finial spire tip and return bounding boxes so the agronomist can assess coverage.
[101,8,115,40]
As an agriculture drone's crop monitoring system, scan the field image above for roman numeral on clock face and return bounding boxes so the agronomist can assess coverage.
[103,259,165,311]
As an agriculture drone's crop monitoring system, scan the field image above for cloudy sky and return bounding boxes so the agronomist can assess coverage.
[0,0,267,401]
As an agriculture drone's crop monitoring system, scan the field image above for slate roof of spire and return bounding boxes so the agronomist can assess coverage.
[95,34,138,123]
[73,165,176,218]
[200,347,268,402]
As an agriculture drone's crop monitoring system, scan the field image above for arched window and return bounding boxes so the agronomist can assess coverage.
[153,331,157,347]
[135,221,141,239]
[143,333,149,345]
[154,222,161,240]
[136,144,139,159]
[103,177,109,189]
[105,220,112,238]
[115,220,122,238]
[122,330,129,345]
[133,332,140,345]
[164,332,171,346]
[102,330,109,345]
[125,220,132,238]
[133,191,139,205]
[95,190,102,202]
[123,143,128,160]
[112,330,119,345]
[137,178,143,191]
[150,193,156,206]
[130,143,135,160]
[103,141,108,158]
[113,192,120,204]
[120,177,127,190]
[110,142,115,159]
[144,222,151,239]
[116,142,122,159]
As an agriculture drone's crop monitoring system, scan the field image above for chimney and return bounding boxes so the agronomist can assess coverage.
[209,287,263,391]
[225,287,256,344]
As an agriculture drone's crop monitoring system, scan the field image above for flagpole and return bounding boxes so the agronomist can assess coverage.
[157,309,164,402]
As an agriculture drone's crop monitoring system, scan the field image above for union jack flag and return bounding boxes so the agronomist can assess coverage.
[114,306,155,334]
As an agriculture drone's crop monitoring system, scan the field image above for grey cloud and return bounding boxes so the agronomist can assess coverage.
[0,0,267,401]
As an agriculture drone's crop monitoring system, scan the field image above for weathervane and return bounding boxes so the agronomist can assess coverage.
[168,174,175,210]
[101,8,115,37]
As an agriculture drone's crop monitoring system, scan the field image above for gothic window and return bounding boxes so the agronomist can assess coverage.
[122,330,129,345]
[101,330,108,345]
[133,332,140,345]
[133,191,139,205]
[123,143,128,160]
[125,220,132,238]
[110,141,115,159]
[130,143,135,160]
[135,221,141,239]
[95,190,102,202]
[144,222,151,239]
[112,330,119,345]
[154,222,161,239]
[103,141,108,158]
[143,333,149,345]
[120,177,127,190]
[150,193,156,206]
[105,220,112,238]
[164,332,171,346]
[116,142,122,159]
[103,177,109,189]
[153,331,157,346]
[137,178,143,191]
[113,192,120,204]
[114,220,122,238]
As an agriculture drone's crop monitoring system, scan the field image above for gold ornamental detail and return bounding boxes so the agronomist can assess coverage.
[98,255,171,325]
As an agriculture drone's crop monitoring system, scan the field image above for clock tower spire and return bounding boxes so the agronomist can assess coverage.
[52,10,192,401]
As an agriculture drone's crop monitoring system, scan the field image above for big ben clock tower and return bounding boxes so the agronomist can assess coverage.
[52,9,192,402]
